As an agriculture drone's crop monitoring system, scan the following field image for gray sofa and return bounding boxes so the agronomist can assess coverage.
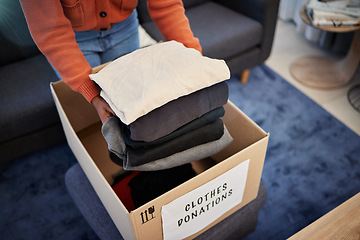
[138,0,280,77]
[0,0,279,164]
[0,0,64,164]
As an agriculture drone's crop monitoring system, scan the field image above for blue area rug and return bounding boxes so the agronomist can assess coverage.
[0,143,97,240]
[1,64,359,240]
[231,65,360,240]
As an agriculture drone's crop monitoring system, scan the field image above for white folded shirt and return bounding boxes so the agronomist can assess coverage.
[89,40,230,125]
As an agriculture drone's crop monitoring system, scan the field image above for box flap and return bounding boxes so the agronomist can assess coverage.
[50,81,99,132]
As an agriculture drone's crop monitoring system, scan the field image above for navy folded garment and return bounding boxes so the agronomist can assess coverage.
[123,107,225,149]
[128,163,197,208]
[102,116,224,167]
[107,126,233,171]
[127,81,229,142]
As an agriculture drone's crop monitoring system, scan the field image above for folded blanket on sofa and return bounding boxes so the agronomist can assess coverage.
[102,116,225,167]
[126,82,228,142]
[89,40,230,125]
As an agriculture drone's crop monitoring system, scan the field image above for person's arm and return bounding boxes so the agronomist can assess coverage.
[19,0,99,103]
[147,0,202,53]
[19,0,114,123]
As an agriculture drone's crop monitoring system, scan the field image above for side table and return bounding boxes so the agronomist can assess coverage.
[288,192,360,240]
[290,6,360,89]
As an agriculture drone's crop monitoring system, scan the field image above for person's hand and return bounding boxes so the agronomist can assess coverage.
[91,95,116,124]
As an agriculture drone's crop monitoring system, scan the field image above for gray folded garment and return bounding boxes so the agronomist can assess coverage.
[127,81,229,142]
[104,124,233,171]
[102,116,226,168]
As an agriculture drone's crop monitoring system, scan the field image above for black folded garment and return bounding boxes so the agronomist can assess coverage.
[127,81,229,142]
[123,107,225,149]
[128,163,197,208]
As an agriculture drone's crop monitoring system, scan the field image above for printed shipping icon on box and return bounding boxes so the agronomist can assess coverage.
[51,80,269,240]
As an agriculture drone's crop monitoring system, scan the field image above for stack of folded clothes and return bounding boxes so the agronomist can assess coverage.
[90,41,233,171]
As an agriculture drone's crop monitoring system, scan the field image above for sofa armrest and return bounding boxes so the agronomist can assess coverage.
[214,0,278,23]
[215,0,280,62]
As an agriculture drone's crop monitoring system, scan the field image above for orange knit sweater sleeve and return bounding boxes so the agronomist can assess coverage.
[147,0,202,53]
[19,0,99,103]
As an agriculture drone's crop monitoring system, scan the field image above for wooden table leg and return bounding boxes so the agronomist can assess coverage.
[241,69,250,84]
[290,30,360,89]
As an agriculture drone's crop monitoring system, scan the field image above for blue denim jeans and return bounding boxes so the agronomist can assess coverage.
[75,10,140,68]
[52,10,140,77]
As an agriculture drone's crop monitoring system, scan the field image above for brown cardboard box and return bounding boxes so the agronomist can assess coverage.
[50,80,269,240]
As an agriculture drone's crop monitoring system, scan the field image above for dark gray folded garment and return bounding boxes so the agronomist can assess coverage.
[102,116,224,167]
[127,81,229,142]
[123,107,225,149]
[108,126,233,171]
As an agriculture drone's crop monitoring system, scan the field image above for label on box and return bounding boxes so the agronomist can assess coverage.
[161,159,250,240]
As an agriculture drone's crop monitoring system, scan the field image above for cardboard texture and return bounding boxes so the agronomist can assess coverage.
[51,80,269,240]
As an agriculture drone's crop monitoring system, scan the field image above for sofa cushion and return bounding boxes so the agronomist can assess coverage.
[0,54,60,143]
[141,2,262,60]
[136,0,209,24]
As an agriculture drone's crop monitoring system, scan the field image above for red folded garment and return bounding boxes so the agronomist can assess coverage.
[112,171,140,211]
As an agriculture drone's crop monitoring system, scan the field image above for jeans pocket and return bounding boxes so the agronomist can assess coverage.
[61,0,85,27]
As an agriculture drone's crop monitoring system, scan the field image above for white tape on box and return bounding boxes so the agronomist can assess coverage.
[161,159,250,240]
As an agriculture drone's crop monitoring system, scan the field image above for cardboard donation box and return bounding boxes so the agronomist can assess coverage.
[51,80,269,240]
